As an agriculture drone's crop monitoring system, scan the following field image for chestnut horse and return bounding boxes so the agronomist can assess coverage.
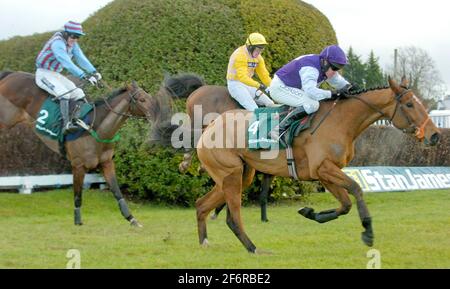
[195,77,441,253]
[163,75,274,222]
[0,71,163,227]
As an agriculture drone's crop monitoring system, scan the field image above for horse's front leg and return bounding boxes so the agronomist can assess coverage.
[101,160,142,227]
[299,159,373,246]
[72,165,86,225]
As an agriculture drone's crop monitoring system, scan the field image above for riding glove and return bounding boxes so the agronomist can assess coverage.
[86,75,98,86]
[94,72,102,81]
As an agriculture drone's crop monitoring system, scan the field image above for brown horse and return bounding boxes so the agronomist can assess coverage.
[0,71,163,227]
[195,77,441,253]
[162,75,274,222]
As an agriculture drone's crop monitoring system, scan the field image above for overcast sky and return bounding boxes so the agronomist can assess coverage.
[1,0,449,95]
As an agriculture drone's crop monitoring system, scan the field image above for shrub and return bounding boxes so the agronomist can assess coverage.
[0,0,338,204]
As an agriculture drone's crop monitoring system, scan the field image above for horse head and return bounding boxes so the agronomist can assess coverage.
[125,81,158,120]
[388,76,441,146]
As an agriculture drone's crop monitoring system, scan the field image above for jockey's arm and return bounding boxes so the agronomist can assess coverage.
[326,72,350,90]
[299,66,332,101]
[255,57,272,87]
[51,40,85,78]
[72,44,97,75]
[235,54,260,88]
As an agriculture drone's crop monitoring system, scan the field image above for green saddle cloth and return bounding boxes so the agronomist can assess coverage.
[248,106,315,150]
[35,98,93,141]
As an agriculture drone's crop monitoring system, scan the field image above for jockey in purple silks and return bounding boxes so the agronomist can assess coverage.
[268,45,353,139]
[35,21,102,134]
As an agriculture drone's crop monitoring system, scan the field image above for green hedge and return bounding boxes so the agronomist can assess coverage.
[0,0,337,205]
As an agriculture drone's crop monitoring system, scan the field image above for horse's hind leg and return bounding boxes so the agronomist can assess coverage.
[210,203,225,220]
[196,184,225,246]
[260,174,273,222]
[179,149,194,173]
[72,165,86,225]
[211,164,255,220]
[0,95,31,128]
[223,168,257,253]
[101,160,142,227]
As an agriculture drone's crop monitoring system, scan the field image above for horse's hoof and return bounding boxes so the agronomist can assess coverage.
[361,231,374,247]
[201,239,210,248]
[74,222,83,226]
[210,213,218,220]
[130,218,143,228]
[179,162,188,173]
[261,219,269,223]
[254,248,273,255]
[298,207,315,220]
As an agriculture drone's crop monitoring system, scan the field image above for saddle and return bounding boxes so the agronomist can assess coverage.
[35,97,94,148]
[248,106,315,150]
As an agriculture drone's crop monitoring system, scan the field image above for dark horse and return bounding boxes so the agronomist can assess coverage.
[195,77,441,253]
[162,74,274,222]
[0,71,163,227]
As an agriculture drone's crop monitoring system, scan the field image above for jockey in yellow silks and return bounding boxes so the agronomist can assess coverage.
[226,32,274,111]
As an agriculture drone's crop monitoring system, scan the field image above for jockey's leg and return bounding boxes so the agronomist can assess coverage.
[59,99,78,134]
[254,91,274,107]
[227,80,258,111]
[35,69,84,134]
[268,76,314,139]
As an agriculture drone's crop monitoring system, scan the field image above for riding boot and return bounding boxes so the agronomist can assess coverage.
[269,106,307,140]
[71,99,85,122]
[60,99,78,135]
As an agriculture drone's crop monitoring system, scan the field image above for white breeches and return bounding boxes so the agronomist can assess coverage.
[35,68,85,100]
[269,75,324,114]
[227,80,274,111]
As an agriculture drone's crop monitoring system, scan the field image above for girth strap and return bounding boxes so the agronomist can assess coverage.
[282,138,299,180]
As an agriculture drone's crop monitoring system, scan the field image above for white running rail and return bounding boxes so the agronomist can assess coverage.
[0,174,106,194]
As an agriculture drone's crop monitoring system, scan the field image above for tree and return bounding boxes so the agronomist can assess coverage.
[343,46,366,88]
[365,50,385,88]
[389,46,446,101]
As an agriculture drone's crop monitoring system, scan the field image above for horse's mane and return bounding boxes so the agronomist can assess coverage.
[0,71,14,81]
[346,85,390,96]
[93,87,128,106]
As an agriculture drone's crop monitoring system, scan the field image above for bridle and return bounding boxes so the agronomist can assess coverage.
[348,86,430,140]
[100,81,151,120]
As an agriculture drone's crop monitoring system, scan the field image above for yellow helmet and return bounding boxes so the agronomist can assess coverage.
[245,33,268,46]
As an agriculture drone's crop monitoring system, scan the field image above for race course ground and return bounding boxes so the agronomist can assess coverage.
[0,189,449,268]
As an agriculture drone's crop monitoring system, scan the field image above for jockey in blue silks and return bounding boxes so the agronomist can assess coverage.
[35,21,102,134]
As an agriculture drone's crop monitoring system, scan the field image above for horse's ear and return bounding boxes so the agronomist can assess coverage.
[388,75,401,94]
[131,80,138,89]
[400,75,409,88]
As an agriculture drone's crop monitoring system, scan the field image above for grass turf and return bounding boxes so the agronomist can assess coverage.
[0,189,448,268]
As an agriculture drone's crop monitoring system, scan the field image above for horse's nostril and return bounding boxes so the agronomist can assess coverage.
[430,133,440,145]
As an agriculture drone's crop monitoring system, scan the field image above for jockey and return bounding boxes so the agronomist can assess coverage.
[35,21,101,134]
[226,32,274,111]
[268,44,353,139]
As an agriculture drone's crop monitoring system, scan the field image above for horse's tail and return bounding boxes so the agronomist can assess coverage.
[149,73,205,146]
[163,73,205,99]
[0,71,14,81]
